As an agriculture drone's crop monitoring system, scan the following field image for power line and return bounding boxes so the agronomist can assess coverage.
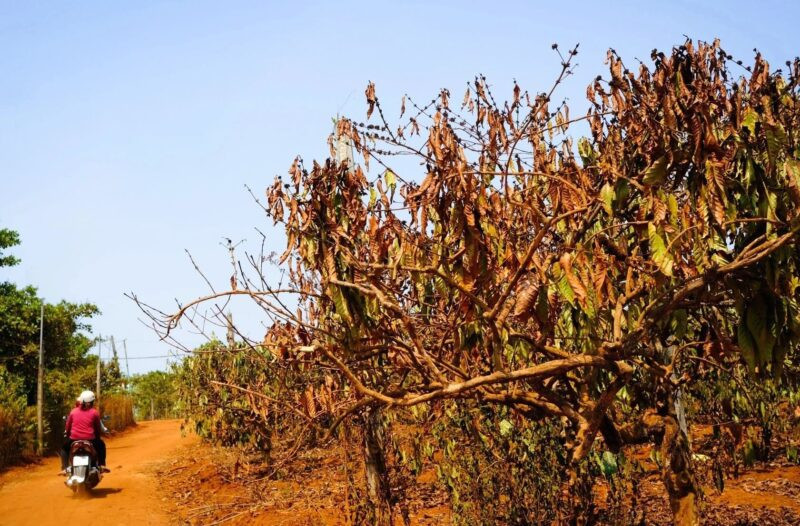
[124,354,182,360]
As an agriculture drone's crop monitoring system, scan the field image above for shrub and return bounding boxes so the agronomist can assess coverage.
[129,370,179,421]
[0,366,34,469]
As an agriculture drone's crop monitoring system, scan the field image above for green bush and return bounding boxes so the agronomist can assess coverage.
[0,366,34,469]
[129,370,178,421]
[426,403,580,525]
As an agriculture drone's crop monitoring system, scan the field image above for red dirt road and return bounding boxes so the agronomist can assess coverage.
[0,419,195,526]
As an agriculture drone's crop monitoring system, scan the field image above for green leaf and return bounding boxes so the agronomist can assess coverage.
[499,419,513,437]
[649,448,662,468]
[433,274,448,296]
[787,445,799,464]
[615,179,630,205]
[555,264,575,303]
[674,70,685,99]
[578,137,596,166]
[744,157,757,190]
[534,287,549,324]
[667,194,679,225]
[385,170,397,191]
[600,182,615,216]
[745,295,776,370]
[648,222,674,276]
[743,440,757,467]
[330,285,353,324]
[601,451,618,477]
[742,108,759,135]
[766,124,787,170]
[642,156,667,186]
[670,309,688,340]
[737,320,757,374]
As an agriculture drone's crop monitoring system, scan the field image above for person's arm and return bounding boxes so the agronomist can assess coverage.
[64,413,73,437]
[92,410,103,437]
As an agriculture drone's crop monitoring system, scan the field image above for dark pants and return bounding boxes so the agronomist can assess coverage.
[61,438,107,469]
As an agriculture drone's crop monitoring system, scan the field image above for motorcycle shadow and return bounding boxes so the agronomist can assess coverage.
[87,488,123,499]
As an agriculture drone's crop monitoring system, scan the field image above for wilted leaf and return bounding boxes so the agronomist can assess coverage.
[365,82,376,119]
[513,284,539,319]
[559,253,587,304]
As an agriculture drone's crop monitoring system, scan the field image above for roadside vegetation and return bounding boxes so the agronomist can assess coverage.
[128,370,179,421]
[0,228,133,468]
[141,39,800,525]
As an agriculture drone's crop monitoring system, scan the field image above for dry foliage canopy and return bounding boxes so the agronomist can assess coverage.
[135,38,800,525]
[144,40,800,500]
[253,40,800,462]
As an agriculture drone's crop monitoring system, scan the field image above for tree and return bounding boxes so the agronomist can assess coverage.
[129,370,177,421]
[103,344,124,394]
[0,228,102,456]
[0,228,21,268]
[0,283,99,404]
[0,364,33,467]
[149,40,800,525]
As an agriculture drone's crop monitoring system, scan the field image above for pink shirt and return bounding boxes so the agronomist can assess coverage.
[66,407,101,440]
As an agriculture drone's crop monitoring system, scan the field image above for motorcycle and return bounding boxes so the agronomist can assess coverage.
[61,415,111,496]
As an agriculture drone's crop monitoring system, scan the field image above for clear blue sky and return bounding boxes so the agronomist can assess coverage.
[2,0,799,373]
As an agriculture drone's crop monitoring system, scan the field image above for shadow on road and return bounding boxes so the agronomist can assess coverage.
[90,488,122,499]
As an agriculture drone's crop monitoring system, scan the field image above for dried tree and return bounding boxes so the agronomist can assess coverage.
[145,40,800,526]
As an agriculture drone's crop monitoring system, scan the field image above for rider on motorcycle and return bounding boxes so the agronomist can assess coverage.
[60,391,110,473]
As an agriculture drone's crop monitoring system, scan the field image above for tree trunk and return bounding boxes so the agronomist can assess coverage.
[659,414,699,526]
[362,407,392,526]
[655,376,699,526]
[616,397,700,524]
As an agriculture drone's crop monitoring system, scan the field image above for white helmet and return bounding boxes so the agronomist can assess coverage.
[79,390,96,403]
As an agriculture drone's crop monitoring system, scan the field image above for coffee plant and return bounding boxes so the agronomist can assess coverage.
[140,39,800,525]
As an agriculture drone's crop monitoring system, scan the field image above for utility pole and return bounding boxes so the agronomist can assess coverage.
[36,303,44,455]
[226,311,235,349]
[122,339,130,386]
[110,335,121,390]
[96,337,102,411]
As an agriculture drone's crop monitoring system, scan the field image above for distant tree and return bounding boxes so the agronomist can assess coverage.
[102,345,124,394]
[129,370,177,421]
[0,364,33,466]
[0,228,21,267]
[0,226,102,453]
[0,283,98,404]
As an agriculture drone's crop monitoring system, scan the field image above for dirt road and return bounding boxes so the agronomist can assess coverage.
[0,419,196,526]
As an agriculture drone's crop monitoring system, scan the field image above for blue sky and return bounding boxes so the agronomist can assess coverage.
[2,0,799,373]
